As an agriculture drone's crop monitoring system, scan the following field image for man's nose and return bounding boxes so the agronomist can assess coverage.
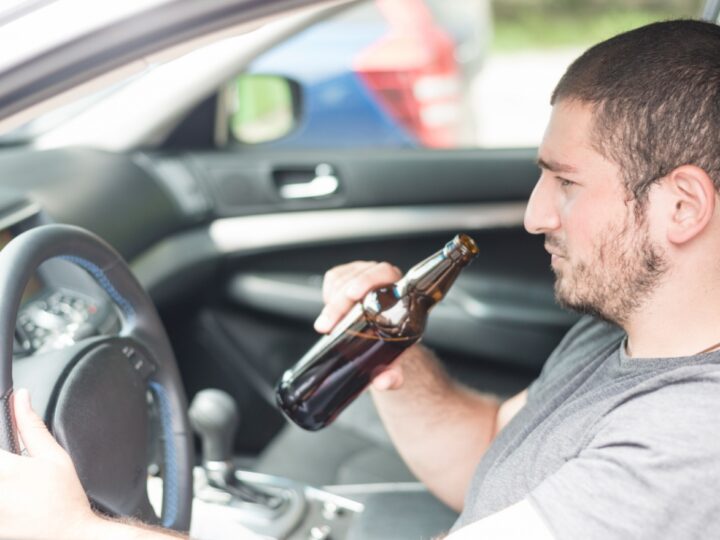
[524,175,560,235]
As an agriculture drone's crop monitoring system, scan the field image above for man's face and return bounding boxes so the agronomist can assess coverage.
[524,100,667,326]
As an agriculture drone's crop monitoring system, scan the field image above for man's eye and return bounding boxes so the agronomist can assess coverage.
[557,177,574,188]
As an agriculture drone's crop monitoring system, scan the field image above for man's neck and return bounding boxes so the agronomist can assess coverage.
[624,278,720,358]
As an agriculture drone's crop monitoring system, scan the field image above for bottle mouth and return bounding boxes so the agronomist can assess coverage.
[455,234,479,255]
[444,234,479,259]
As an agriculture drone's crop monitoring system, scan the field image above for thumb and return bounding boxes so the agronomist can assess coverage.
[13,389,64,460]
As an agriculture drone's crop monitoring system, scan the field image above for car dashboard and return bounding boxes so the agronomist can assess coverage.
[0,198,121,360]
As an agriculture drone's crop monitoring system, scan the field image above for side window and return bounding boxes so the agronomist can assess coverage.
[225,0,703,150]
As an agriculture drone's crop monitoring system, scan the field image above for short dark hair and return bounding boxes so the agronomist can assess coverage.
[552,20,720,207]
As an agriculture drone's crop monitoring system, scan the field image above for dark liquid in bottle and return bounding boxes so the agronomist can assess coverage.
[276,315,415,431]
[277,234,479,431]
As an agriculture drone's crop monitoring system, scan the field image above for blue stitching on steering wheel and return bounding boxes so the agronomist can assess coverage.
[58,257,178,525]
[148,381,179,528]
[58,256,136,320]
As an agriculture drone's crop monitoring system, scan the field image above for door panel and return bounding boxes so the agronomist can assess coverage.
[226,268,575,369]
[188,148,541,216]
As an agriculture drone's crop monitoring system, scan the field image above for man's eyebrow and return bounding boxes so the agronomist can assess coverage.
[536,157,578,174]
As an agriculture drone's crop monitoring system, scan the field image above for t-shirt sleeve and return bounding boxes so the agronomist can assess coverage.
[527,376,720,540]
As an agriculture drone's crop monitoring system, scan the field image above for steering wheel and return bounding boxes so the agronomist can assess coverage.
[0,224,193,531]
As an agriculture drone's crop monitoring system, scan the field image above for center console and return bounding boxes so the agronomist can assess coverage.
[185,389,364,539]
[187,469,455,540]
[182,389,457,540]
[190,469,364,540]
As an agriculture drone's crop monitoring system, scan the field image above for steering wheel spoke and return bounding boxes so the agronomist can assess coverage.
[90,472,162,526]
[12,338,106,421]
[136,491,163,525]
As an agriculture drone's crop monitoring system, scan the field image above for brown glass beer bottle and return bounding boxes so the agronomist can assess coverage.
[275,234,479,431]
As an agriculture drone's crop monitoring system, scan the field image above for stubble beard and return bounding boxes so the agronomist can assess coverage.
[551,215,668,327]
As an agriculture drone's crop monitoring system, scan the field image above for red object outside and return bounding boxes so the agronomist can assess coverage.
[353,0,462,147]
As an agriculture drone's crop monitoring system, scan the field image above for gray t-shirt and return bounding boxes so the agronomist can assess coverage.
[453,316,720,539]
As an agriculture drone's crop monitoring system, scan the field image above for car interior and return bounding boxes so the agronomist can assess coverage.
[0,0,711,539]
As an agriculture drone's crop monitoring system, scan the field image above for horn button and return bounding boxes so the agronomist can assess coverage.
[52,342,152,517]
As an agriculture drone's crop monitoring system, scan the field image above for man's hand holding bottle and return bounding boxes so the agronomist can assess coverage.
[276,235,478,431]
[314,260,407,391]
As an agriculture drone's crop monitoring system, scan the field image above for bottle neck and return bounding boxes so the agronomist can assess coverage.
[397,250,468,307]
[362,235,477,338]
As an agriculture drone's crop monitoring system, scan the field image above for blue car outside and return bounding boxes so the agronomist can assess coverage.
[247,21,417,148]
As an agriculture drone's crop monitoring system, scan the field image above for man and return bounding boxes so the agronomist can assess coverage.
[2,18,720,539]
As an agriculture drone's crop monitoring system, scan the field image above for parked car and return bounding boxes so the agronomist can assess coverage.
[0,0,710,539]
[240,0,490,149]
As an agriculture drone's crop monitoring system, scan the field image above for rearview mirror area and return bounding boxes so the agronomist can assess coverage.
[228,74,300,145]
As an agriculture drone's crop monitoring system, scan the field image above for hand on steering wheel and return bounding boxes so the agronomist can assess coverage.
[0,389,97,539]
[0,225,193,531]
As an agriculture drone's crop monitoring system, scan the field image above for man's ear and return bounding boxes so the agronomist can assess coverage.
[662,165,716,245]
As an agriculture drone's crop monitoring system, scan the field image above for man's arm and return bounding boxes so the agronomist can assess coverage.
[371,346,527,511]
[316,261,528,512]
[83,518,186,540]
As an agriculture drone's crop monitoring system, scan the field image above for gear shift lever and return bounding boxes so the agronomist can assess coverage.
[189,389,238,466]
[189,389,283,509]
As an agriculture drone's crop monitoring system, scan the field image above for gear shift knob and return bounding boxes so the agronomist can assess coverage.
[189,389,238,464]
[190,389,286,511]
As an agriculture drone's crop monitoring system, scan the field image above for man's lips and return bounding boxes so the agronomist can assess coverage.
[544,244,565,258]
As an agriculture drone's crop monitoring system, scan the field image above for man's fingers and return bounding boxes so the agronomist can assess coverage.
[317,262,402,333]
[13,389,63,460]
[343,262,402,300]
[322,261,376,304]
[314,296,356,333]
